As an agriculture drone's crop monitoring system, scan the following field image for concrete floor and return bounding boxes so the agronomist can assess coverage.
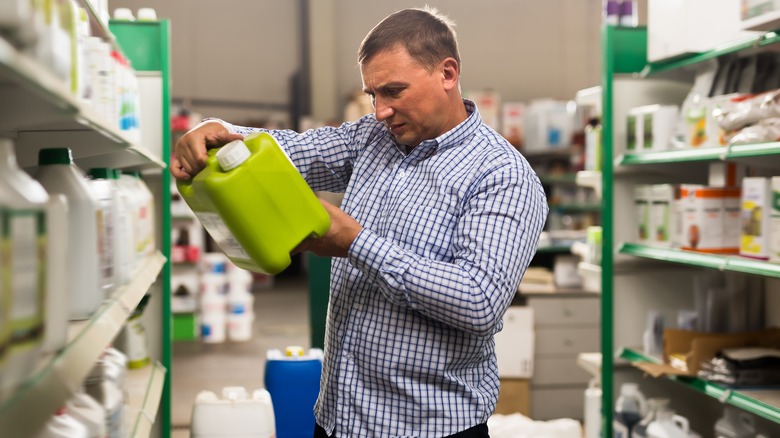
[171,275,311,437]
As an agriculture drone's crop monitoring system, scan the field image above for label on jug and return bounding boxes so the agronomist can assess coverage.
[7,210,46,345]
[195,212,251,260]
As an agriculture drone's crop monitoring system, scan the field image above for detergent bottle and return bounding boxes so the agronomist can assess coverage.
[177,132,330,274]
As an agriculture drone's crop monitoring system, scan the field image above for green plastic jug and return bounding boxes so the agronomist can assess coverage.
[177,132,330,274]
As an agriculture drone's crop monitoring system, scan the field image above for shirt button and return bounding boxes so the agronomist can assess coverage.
[398,170,406,178]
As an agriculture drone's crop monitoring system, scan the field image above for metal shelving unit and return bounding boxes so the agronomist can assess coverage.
[0,253,166,437]
[619,347,780,423]
[601,23,780,436]
[0,7,171,436]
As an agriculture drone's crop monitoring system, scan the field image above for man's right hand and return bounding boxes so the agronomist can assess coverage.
[171,120,245,180]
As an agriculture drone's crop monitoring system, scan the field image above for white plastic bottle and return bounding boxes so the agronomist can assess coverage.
[200,274,227,343]
[109,169,133,284]
[227,268,254,342]
[124,171,155,257]
[191,386,275,438]
[614,383,647,438]
[42,193,69,354]
[632,398,670,438]
[34,407,88,438]
[84,358,124,438]
[584,378,601,438]
[646,409,689,438]
[66,391,107,438]
[114,170,140,274]
[35,147,102,320]
[0,139,48,393]
[87,168,116,298]
[114,295,151,369]
[715,406,756,438]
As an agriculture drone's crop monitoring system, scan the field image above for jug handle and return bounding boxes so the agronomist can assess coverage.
[672,415,689,433]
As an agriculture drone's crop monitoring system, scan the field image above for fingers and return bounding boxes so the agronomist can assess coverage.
[172,121,240,179]
[170,156,191,180]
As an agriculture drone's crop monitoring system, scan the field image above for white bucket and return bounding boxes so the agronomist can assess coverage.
[191,386,275,438]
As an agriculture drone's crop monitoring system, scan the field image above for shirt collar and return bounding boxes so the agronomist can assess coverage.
[415,99,481,154]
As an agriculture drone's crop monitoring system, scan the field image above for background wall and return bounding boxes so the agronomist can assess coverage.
[112,0,642,126]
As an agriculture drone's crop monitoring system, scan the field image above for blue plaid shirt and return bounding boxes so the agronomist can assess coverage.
[219,100,547,437]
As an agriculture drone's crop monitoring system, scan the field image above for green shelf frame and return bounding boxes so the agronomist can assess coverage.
[618,142,780,166]
[619,348,780,423]
[618,243,780,278]
[641,30,780,76]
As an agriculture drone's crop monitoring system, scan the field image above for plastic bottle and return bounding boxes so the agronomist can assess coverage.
[114,294,151,369]
[87,168,116,297]
[123,171,155,258]
[227,268,255,342]
[84,358,123,438]
[114,170,140,272]
[646,409,689,438]
[34,407,88,438]
[584,378,601,438]
[190,386,275,438]
[0,139,48,393]
[265,346,324,438]
[42,193,68,354]
[177,133,330,274]
[109,169,133,285]
[614,383,647,438]
[714,406,756,438]
[66,391,107,438]
[200,274,227,343]
[632,398,670,438]
[35,147,102,320]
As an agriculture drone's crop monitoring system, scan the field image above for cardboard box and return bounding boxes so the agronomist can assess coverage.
[633,328,780,377]
[494,378,531,416]
[494,306,534,378]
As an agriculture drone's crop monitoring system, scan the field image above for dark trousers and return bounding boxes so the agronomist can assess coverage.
[314,422,489,438]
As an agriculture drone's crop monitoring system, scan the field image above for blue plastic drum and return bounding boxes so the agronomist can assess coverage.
[264,347,323,438]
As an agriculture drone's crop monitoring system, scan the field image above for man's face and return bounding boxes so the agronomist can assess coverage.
[361,46,452,148]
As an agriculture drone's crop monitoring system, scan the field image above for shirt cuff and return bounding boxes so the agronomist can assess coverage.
[348,229,412,291]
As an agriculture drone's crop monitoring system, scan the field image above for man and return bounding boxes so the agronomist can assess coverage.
[172,7,547,437]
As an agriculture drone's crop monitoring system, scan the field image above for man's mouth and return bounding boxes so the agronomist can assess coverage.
[388,123,405,135]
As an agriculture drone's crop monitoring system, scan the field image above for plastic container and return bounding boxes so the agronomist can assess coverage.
[35,407,88,438]
[35,147,103,320]
[264,346,323,438]
[613,383,647,438]
[646,409,689,438]
[0,139,48,393]
[584,378,601,438]
[84,356,124,438]
[42,193,69,354]
[191,386,275,438]
[114,295,151,369]
[227,268,254,342]
[715,406,756,438]
[177,133,330,274]
[200,274,227,343]
[66,391,107,438]
[87,168,116,297]
[632,398,670,438]
[120,171,155,260]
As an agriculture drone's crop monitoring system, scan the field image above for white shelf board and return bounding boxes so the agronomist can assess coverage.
[0,35,165,170]
[0,251,166,437]
[123,361,167,438]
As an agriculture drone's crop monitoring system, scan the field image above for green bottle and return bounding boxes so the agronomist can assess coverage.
[177,132,330,274]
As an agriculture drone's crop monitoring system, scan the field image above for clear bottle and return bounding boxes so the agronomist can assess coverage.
[35,147,102,320]
[614,383,647,438]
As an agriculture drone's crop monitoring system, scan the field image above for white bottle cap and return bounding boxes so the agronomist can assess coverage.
[216,140,251,171]
[137,8,157,21]
[113,8,135,21]
[222,386,248,401]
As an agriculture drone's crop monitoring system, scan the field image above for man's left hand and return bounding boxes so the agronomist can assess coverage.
[294,198,363,258]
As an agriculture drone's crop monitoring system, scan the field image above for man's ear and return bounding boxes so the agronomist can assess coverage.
[440,58,460,91]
